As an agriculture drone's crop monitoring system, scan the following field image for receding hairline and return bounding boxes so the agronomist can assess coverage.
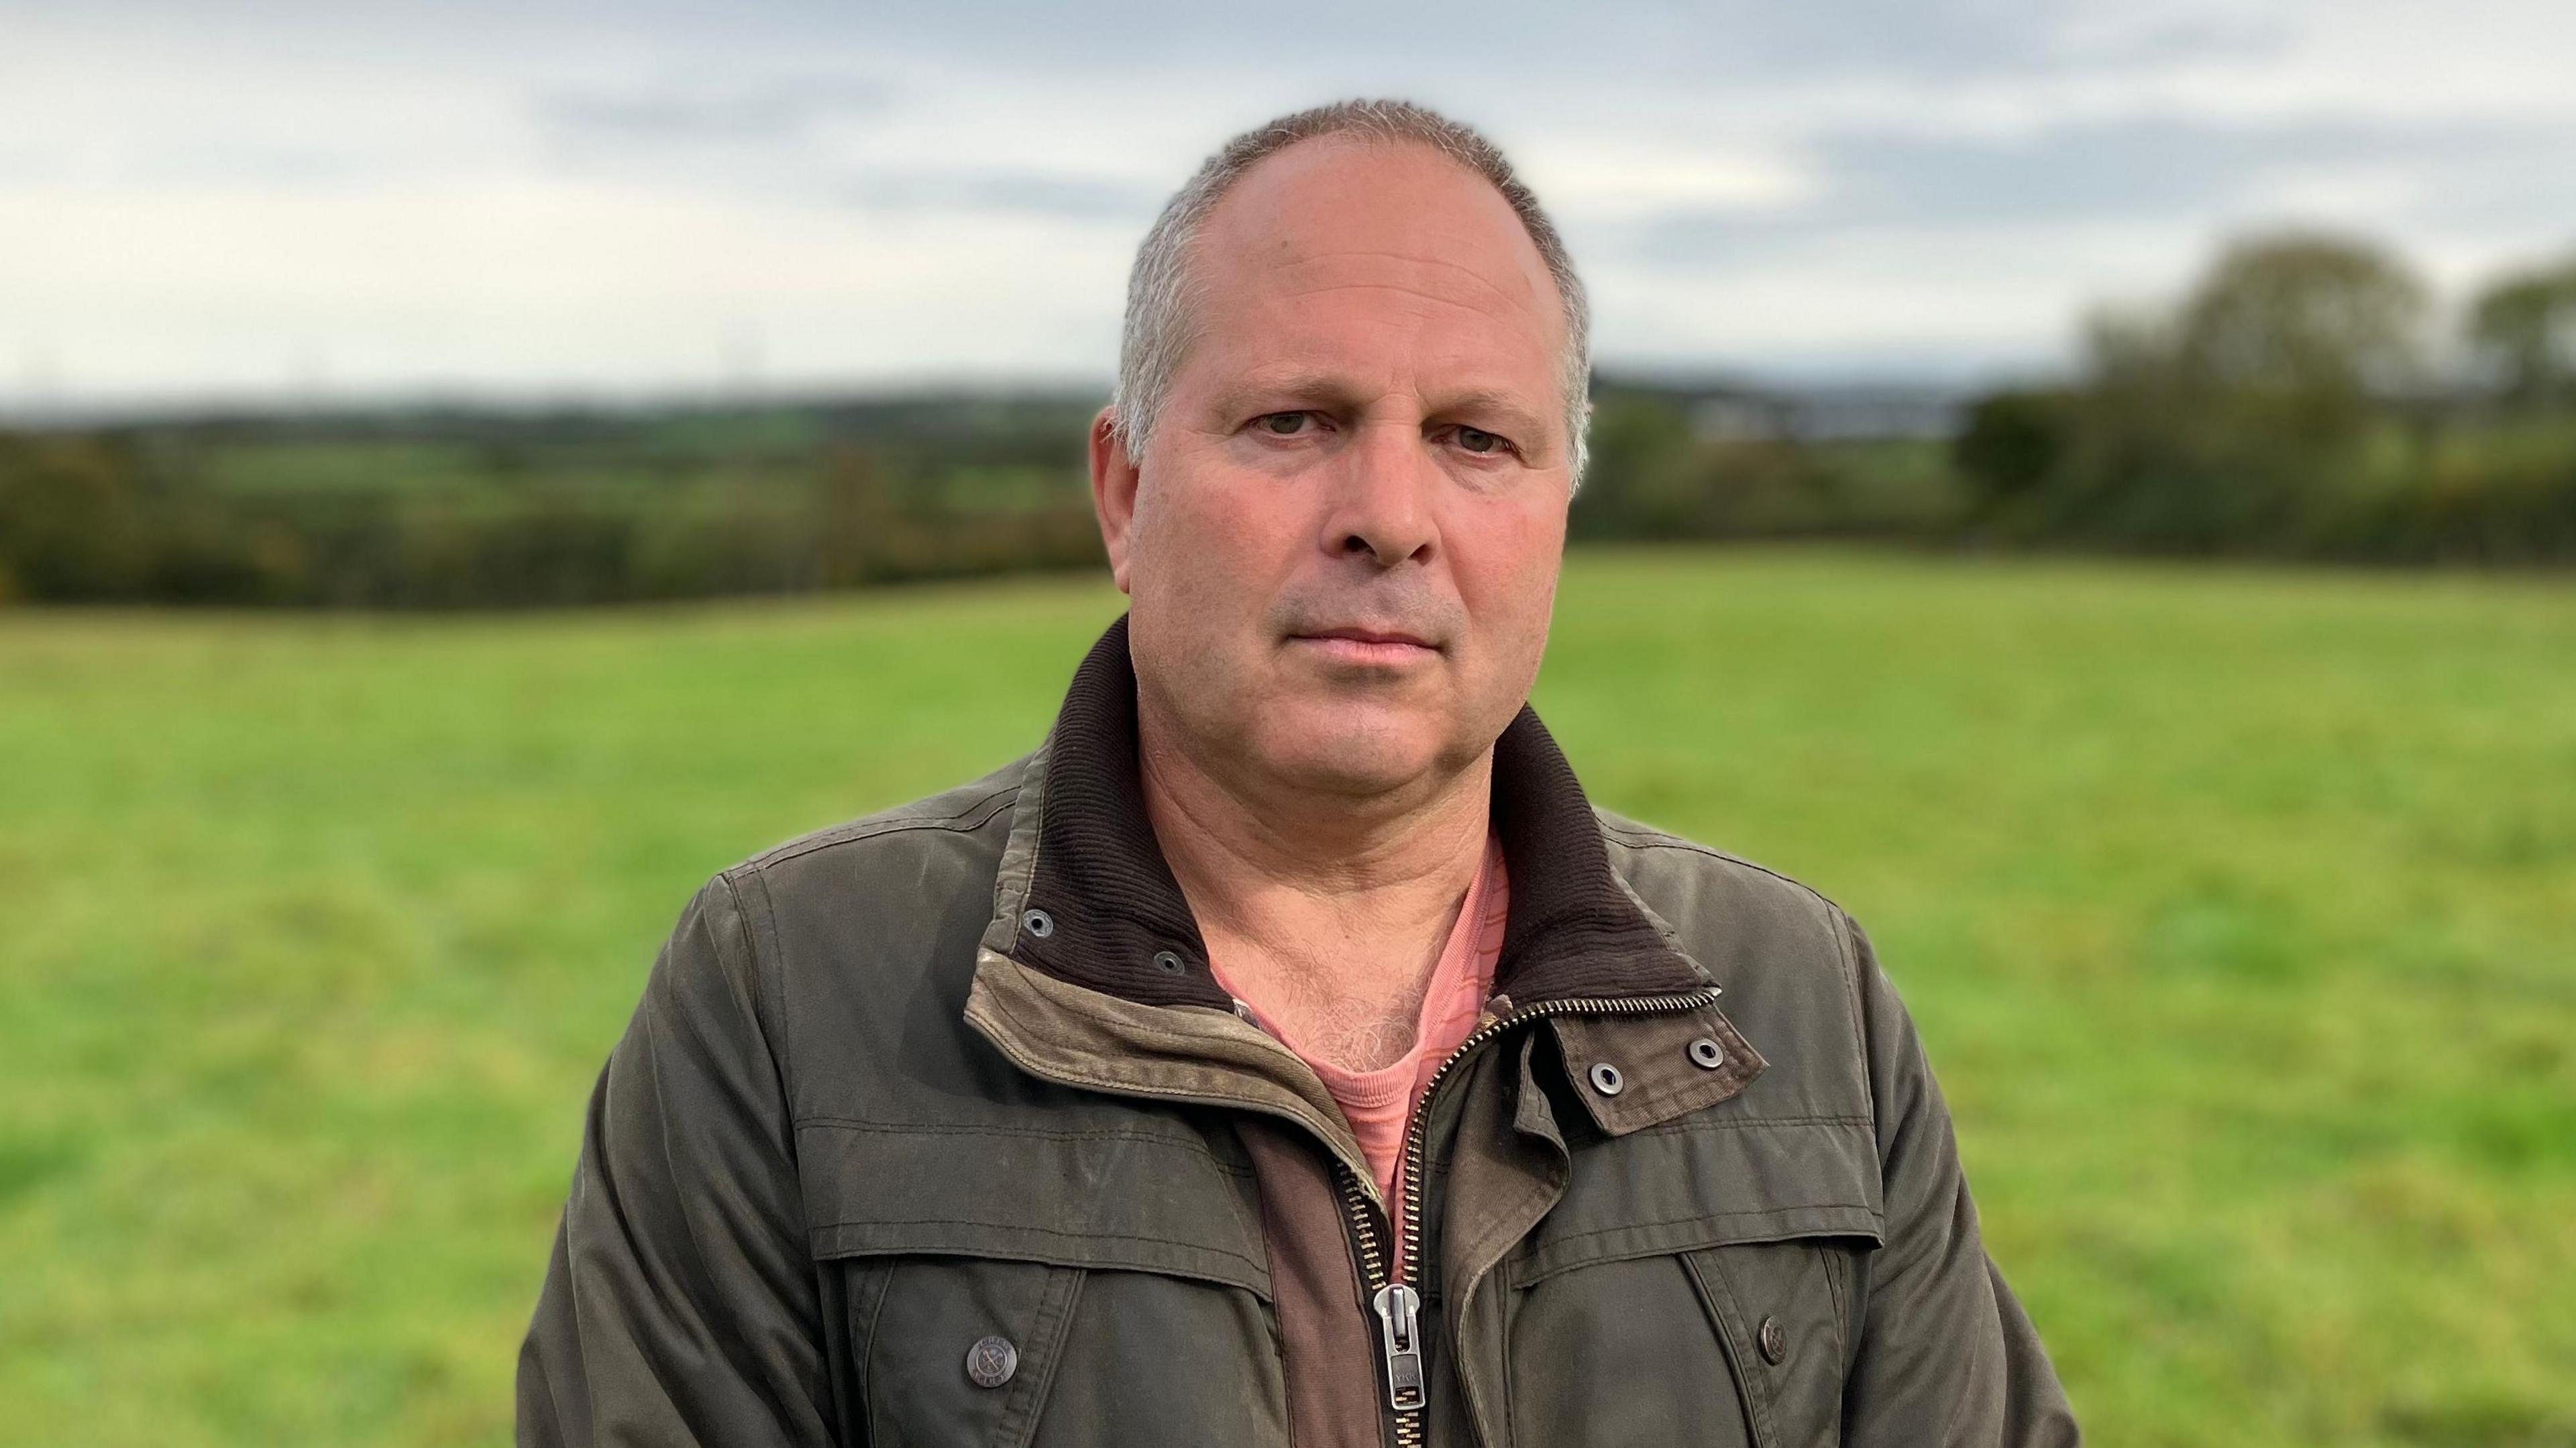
[1177,132,1571,338]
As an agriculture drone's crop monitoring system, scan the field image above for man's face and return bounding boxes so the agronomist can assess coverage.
[1092,137,1575,800]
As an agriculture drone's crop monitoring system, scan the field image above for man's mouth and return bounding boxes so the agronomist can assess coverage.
[1287,626,1442,665]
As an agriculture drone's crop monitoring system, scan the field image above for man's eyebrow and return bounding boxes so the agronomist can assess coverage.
[1206,372,1364,418]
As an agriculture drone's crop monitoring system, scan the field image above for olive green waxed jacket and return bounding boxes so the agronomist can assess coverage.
[518,617,2081,1448]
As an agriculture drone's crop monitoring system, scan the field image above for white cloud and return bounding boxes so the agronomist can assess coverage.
[1,0,2571,408]
[1517,140,1820,221]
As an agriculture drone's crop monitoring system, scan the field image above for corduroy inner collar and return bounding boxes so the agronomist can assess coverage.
[1010,616,1706,1011]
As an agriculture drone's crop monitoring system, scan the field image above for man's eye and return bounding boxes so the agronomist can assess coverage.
[1455,425,1509,455]
[1258,412,1311,435]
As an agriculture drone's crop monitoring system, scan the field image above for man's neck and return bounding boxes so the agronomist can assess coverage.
[1136,710,1493,1074]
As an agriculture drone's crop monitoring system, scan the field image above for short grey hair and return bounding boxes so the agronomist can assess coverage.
[1110,98,1593,483]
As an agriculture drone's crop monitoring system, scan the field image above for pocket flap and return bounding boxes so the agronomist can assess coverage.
[1510,1115,1884,1286]
[796,1117,1272,1300]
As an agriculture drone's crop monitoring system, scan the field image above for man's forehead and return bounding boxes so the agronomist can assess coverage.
[1191,325,1556,425]
[1250,245,1546,316]
[1191,137,1560,324]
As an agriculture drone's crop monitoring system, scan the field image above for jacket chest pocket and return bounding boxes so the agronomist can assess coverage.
[1498,1117,1882,1448]
[1680,1237,1864,1448]
[798,1116,1291,1448]
[847,1255,1085,1446]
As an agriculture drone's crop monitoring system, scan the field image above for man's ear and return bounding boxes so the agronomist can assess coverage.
[1088,405,1141,596]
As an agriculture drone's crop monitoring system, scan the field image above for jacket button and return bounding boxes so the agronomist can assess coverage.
[1587,1062,1625,1096]
[1758,1316,1787,1365]
[1688,1037,1725,1070]
[965,1334,1018,1388]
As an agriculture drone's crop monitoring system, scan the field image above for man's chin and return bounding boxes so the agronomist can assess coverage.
[1242,715,1455,801]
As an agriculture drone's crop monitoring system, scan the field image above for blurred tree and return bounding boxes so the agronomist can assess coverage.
[1951,234,2454,555]
[814,447,898,589]
[1570,392,1709,538]
[1953,388,2076,515]
[2173,231,2431,437]
[0,433,154,599]
[2467,253,2576,405]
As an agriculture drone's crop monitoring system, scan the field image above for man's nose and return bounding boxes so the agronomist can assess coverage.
[1326,421,1438,567]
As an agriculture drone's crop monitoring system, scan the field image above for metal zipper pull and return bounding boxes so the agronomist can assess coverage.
[1372,1282,1427,1411]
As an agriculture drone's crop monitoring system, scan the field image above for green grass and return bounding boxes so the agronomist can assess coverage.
[2,547,2571,1447]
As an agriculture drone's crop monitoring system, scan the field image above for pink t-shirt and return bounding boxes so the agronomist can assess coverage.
[1210,834,1510,1280]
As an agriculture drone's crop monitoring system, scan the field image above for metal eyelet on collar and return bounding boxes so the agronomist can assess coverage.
[1688,1037,1726,1070]
[1151,950,1187,976]
[1020,908,1055,939]
[1587,1062,1625,1096]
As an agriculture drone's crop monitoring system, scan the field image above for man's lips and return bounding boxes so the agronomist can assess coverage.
[1288,628,1442,664]
[1300,626,1436,648]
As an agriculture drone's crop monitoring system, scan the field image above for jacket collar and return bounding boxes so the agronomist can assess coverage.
[998,614,1710,1011]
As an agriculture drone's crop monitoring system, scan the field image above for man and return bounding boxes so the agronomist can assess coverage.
[519,99,2080,1447]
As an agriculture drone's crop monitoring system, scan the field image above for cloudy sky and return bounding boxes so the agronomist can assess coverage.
[4,0,2573,410]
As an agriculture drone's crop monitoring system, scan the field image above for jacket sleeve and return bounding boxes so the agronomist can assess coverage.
[517,873,836,1448]
[1837,909,2081,1448]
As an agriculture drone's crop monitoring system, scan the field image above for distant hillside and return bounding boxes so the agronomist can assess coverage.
[0,382,1972,607]
[5,328,2571,608]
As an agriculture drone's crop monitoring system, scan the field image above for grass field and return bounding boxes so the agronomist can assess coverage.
[2,547,2571,1447]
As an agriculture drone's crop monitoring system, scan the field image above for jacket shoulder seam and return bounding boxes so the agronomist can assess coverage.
[715,867,798,1119]
[735,783,1020,873]
[1596,816,1849,923]
[1828,905,1878,1148]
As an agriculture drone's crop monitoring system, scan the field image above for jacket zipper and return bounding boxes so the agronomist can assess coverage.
[1334,985,1722,1448]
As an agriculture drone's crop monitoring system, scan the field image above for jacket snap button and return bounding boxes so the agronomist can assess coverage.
[1020,909,1054,939]
[1587,1062,1625,1096]
[1688,1037,1726,1070]
[1758,1316,1787,1365]
[1151,950,1187,975]
[965,1334,1018,1388]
